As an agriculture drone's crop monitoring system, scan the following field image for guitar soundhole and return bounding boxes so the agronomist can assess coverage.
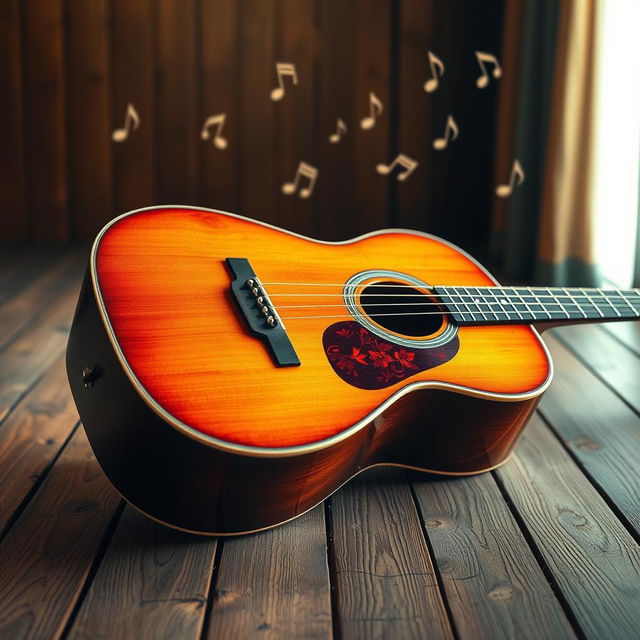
[359,281,443,337]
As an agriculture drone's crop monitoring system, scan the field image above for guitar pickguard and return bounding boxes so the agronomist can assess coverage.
[322,321,459,390]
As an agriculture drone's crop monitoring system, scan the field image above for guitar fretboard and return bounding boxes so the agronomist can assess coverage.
[433,286,640,325]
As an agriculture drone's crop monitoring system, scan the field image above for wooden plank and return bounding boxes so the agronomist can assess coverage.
[67,506,217,640]
[395,0,436,230]
[330,468,453,639]
[539,334,640,535]
[0,250,84,351]
[0,428,121,639]
[22,0,68,241]
[552,324,640,415]
[496,414,640,640]
[275,0,317,237]
[0,357,78,534]
[411,472,575,639]
[206,506,332,638]
[66,0,113,239]
[155,0,199,204]
[110,0,155,215]
[353,0,392,234]
[0,248,66,308]
[199,0,239,214]
[603,321,640,358]
[0,274,80,422]
[316,0,358,240]
[0,0,27,240]
[236,0,277,224]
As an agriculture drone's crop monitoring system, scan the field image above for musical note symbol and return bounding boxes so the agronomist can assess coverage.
[496,159,525,197]
[329,118,348,143]
[376,153,419,182]
[424,51,445,93]
[360,92,384,130]
[270,62,298,101]
[282,161,318,198]
[200,113,228,150]
[112,103,140,142]
[474,51,502,89]
[432,115,459,150]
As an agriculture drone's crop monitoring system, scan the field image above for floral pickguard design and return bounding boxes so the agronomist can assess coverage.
[323,321,459,390]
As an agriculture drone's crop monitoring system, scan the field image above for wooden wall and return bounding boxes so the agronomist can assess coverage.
[0,0,505,246]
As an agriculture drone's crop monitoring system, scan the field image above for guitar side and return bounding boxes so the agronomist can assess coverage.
[66,206,551,535]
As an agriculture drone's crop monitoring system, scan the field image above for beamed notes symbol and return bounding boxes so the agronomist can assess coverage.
[270,62,298,101]
[474,51,502,88]
[360,92,383,130]
[376,154,419,181]
[433,115,459,150]
[329,118,347,143]
[200,113,228,150]
[282,162,318,198]
[112,103,140,142]
[424,52,445,93]
[496,159,525,198]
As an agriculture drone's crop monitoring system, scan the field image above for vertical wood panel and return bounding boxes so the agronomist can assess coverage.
[111,0,155,215]
[396,0,437,230]
[317,0,358,240]
[156,0,199,204]
[275,0,317,237]
[353,0,392,234]
[237,0,276,223]
[66,0,112,239]
[22,0,68,241]
[0,0,26,240]
[199,0,239,214]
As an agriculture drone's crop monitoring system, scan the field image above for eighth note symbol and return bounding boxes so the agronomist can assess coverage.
[360,92,384,130]
[112,103,140,142]
[496,159,525,198]
[474,51,502,89]
[282,161,318,198]
[424,51,445,93]
[200,113,228,150]
[270,62,298,101]
[329,118,348,144]
[376,154,419,182]
[433,115,459,150]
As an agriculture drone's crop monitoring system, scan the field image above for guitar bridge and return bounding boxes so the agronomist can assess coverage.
[226,258,301,367]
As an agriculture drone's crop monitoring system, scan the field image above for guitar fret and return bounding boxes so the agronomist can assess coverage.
[549,288,570,319]
[561,288,586,318]
[464,287,487,321]
[598,289,621,317]
[617,290,637,314]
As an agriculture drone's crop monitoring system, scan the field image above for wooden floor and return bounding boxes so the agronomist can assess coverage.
[1,248,640,640]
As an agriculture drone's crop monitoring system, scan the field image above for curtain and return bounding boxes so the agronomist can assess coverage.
[492,0,602,286]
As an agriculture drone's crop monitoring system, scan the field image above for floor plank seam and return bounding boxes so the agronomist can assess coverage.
[599,324,640,358]
[406,471,459,640]
[323,499,341,640]
[535,409,640,546]
[0,421,81,545]
[0,347,67,429]
[58,500,127,640]
[199,536,225,640]
[550,330,640,420]
[490,466,588,640]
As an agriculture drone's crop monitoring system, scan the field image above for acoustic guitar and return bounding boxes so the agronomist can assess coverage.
[66,206,640,535]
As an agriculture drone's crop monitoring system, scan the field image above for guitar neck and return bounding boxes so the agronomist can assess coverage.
[434,286,640,326]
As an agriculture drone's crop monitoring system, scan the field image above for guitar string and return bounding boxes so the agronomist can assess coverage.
[278,309,638,320]
[262,281,640,294]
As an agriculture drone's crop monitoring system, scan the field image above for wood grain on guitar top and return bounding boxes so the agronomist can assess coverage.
[94,207,550,449]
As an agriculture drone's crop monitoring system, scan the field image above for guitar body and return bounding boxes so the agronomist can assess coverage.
[66,206,552,535]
